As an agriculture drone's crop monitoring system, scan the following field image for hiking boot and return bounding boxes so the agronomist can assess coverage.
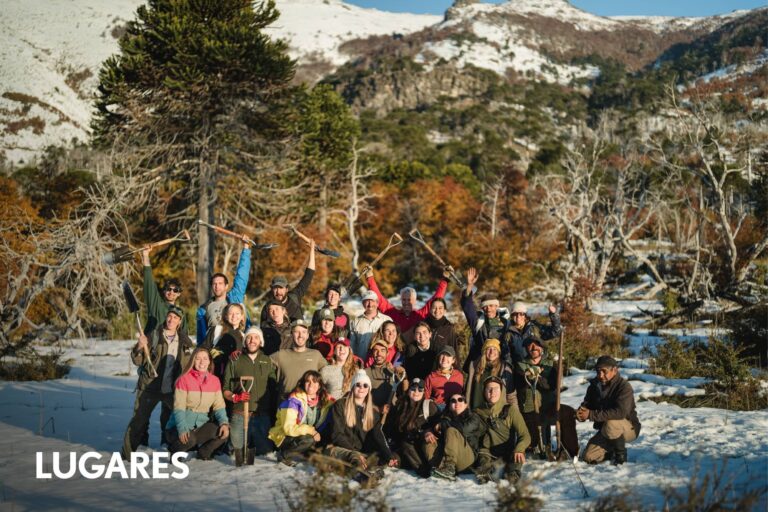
[432,461,457,481]
[277,451,297,467]
[610,437,627,465]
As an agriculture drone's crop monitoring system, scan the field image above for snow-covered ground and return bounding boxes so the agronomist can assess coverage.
[1,322,765,510]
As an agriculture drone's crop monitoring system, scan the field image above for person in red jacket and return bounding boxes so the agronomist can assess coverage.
[424,346,465,411]
[362,265,453,334]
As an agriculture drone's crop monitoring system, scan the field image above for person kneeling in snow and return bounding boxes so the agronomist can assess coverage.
[326,370,398,472]
[577,356,641,465]
[166,348,230,460]
[424,393,486,481]
[474,376,530,484]
[268,370,334,466]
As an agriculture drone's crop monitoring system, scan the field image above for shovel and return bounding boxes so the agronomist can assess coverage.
[122,280,158,378]
[240,376,255,462]
[103,230,192,265]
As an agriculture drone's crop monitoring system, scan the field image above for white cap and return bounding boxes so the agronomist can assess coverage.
[510,302,528,314]
[361,290,378,302]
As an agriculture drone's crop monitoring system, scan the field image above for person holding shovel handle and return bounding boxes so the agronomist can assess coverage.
[223,326,276,466]
[141,246,188,334]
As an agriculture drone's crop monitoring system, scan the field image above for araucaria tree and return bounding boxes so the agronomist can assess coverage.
[93,0,296,302]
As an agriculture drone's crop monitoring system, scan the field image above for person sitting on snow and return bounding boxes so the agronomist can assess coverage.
[577,355,641,465]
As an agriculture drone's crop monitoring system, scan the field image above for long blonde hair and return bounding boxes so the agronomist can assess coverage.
[336,345,360,394]
[372,320,405,353]
[222,303,246,330]
[344,388,375,432]
[474,352,502,383]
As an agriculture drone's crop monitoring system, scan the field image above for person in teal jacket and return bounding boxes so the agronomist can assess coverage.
[196,239,251,345]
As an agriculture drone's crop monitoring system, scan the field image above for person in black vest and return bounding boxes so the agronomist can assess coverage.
[461,267,510,369]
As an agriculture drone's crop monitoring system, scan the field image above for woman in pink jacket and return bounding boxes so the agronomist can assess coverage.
[166,348,230,460]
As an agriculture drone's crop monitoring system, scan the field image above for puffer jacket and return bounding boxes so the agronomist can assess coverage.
[505,312,561,364]
[167,368,228,434]
[268,390,333,447]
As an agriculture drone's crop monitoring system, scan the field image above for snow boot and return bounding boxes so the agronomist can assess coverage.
[432,461,457,481]
[610,437,627,465]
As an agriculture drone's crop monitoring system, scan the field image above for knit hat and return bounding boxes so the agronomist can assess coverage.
[480,293,500,308]
[243,326,263,346]
[510,302,527,314]
[270,276,288,288]
[361,290,378,302]
[318,308,335,321]
[595,355,618,369]
[351,369,372,389]
[482,338,501,354]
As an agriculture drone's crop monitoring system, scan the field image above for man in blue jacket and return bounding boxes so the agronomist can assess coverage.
[196,239,251,344]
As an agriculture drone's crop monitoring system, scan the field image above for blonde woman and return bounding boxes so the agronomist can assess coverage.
[327,370,398,470]
[465,338,517,409]
[320,339,362,400]
[203,302,245,379]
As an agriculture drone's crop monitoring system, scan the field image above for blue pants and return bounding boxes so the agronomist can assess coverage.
[229,413,273,455]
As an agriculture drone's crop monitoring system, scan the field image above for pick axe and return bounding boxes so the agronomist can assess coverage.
[285,225,340,258]
[407,229,464,287]
[341,233,404,293]
[121,280,158,378]
[103,230,192,265]
[198,220,278,250]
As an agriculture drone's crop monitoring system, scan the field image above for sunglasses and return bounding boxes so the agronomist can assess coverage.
[354,383,370,389]
[164,287,181,293]
[449,396,466,404]
[409,385,425,392]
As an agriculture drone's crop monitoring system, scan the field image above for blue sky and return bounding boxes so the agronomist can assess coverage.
[345,0,767,17]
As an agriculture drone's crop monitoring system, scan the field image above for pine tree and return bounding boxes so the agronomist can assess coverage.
[93,0,296,302]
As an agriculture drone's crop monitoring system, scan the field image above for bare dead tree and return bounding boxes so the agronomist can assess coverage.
[651,86,768,296]
[329,142,377,275]
[478,175,506,241]
[535,121,671,299]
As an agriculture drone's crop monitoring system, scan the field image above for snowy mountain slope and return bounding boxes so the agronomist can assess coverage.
[0,332,765,511]
[0,0,439,164]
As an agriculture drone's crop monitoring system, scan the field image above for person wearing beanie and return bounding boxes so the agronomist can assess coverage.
[222,326,276,466]
[506,300,562,365]
[514,337,579,460]
[474,376,531,484]
[327,369,398,471]
[350,290,392,359]
[259,239,316,324]
[460,267,510,370]
[270,318,327,400]
[465,338,517,409]
[384,377,439,477]
[424,346,465,409]
[311,282,351,337]
[577,356,641,465]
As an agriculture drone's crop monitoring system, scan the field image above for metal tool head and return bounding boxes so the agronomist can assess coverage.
[104,246,134,265]
[122,280,141,314]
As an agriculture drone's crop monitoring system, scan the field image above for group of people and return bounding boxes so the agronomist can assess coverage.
[121,239,641,482]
